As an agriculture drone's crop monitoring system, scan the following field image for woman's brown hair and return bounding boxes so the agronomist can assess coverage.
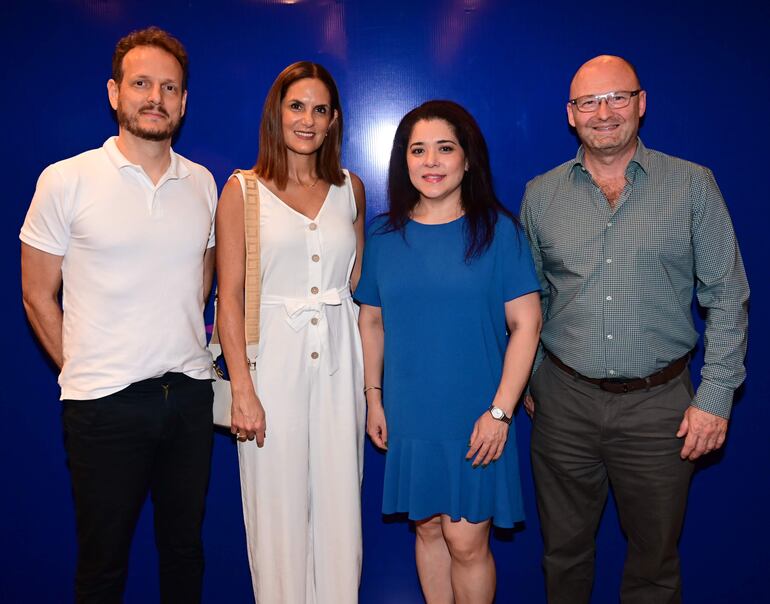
[255,62,344,189]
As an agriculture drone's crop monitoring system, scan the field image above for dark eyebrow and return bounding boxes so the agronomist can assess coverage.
[130,74,179,84]
[409,138,458,148]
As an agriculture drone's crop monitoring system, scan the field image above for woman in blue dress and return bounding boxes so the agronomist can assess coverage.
[356,100,541,603]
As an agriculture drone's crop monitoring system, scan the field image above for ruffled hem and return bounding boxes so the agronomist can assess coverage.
[381,436,525,528]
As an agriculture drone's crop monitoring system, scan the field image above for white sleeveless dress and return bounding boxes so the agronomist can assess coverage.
[234,170,364,604]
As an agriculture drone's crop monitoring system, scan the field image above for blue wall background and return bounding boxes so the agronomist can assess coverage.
[2,1,767,602]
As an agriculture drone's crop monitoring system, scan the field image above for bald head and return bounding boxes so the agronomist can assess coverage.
[566,55,646,162]
[570,55,641,100]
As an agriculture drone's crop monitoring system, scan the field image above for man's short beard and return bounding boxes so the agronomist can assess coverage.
[117,106,180,142]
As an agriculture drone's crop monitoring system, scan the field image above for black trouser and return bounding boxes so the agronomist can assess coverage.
[530,356,695,604]
[62,373,213,604]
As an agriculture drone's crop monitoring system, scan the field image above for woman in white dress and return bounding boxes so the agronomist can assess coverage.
[216,61,366,604]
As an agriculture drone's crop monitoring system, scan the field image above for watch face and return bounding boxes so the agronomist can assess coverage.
[491,407,504,420]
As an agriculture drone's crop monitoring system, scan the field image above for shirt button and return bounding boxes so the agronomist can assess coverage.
[309,223,318,231]
[606,258,612,264]
[311,254,320,262]
[607,334,613,340]
[311,286,319,294]
[310,317,319,326]
[310,352,319,360]
[606,295,612,301]
[607,222,613,227]
[609,369,616,375]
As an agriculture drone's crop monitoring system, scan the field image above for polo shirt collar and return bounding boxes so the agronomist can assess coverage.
[569,137,650,178]
[102,136,190,180]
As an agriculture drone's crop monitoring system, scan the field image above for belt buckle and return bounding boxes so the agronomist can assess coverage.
[598,376,652,394]
[598,378,637,394]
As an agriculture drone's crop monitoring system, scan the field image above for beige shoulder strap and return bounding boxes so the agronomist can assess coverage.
[211,169,261,347]
[236,169,261,345]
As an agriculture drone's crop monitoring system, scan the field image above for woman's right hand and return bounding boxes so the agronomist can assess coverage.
[230,390,267,447]
[366,401,388,450]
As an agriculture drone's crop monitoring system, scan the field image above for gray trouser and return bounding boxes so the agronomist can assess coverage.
[530,356,695,604]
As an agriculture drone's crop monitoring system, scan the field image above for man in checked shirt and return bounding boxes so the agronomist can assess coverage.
[521,55,749,604]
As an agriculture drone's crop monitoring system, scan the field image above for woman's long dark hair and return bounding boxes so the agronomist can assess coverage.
[385,100,515,261]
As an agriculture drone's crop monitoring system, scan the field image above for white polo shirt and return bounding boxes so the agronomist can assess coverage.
[20,137,217,400]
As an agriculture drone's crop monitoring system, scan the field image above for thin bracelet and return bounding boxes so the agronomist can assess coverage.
[363,386,382,394]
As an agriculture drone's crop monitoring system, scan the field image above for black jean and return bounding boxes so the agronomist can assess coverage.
[62,373,213,604]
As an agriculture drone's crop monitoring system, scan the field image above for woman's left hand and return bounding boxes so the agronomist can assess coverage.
[466,411,509,467]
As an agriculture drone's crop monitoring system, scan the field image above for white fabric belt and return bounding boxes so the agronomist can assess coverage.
[261,287,352,375]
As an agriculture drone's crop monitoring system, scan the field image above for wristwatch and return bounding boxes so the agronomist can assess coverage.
[488,404,512,425]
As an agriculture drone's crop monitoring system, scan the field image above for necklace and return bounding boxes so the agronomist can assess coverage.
[290,175,319,189]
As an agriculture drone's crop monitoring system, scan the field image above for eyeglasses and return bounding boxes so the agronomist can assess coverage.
[569,90,641,113]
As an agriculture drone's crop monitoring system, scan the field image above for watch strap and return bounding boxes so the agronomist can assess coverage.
[488,404,512,425]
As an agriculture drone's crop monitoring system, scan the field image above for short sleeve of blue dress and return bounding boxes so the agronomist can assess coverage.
[353,217,383,307]
[356,214,539,527]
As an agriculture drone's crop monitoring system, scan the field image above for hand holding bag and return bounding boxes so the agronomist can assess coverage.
[209,169,261,427]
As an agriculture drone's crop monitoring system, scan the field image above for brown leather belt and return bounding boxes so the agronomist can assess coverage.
[546,351,690,394]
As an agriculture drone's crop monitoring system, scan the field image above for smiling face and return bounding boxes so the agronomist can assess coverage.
[107,45,186,142]
[567,55,646,159]
[406,118,467,206]
[281,77,337,157]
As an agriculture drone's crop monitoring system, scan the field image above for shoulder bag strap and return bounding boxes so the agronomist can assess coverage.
[233,169,261,346]
[210,169,261,347]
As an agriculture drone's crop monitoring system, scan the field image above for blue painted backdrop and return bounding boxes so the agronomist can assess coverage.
[2,1,767,602]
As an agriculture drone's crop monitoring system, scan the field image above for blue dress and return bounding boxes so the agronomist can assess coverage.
[355,214,540,527]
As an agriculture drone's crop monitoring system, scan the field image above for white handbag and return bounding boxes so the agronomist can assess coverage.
[209,169,261,427]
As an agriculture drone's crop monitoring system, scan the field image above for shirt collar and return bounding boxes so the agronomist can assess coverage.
[102,136,190,180]
[569,137,650,178]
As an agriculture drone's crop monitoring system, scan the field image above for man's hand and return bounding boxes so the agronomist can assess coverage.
[676,406,728,461]
[523,394,535,418]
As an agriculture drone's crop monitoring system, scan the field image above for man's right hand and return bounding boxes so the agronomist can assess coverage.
[524,394,535,419]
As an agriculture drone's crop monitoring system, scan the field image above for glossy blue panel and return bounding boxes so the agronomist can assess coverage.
[2,1,768,602]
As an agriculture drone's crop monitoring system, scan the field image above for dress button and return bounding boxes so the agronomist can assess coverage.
[310,317,319,326]
[311,254,320,262]
[309,223,318,231]
[606,295,612,301]
[606,258,612,264]
[311,352,319,360]
[607,334,613,340]
[311,286,319,294]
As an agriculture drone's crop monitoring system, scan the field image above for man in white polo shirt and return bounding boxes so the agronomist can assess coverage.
[20,27,216,603]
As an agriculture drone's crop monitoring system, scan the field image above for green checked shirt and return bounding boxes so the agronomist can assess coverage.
[521,139,749,419]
